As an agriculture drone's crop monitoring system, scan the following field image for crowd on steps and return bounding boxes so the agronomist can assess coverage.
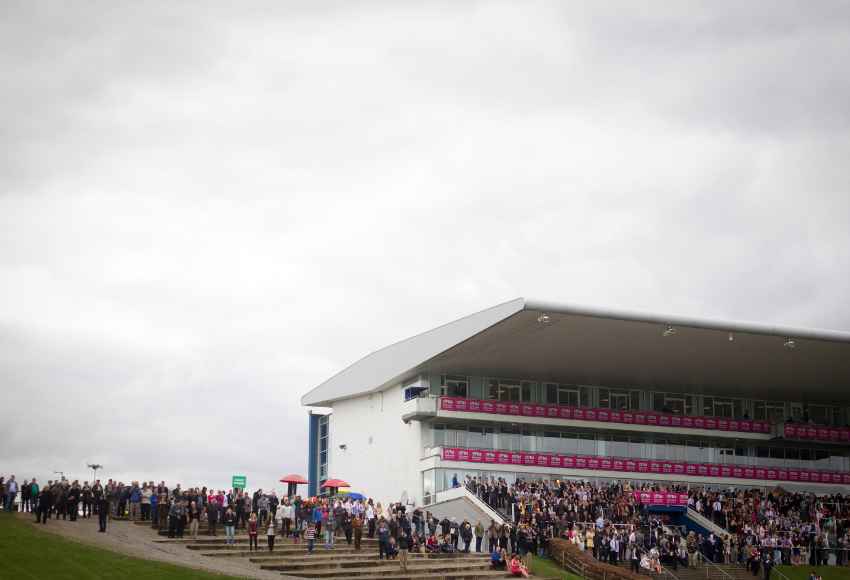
[688,487,850,567]
[465,474,850,574]
[4,470,849,578]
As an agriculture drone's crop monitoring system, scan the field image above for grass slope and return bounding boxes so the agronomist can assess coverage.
[775,567,850,580]
[529,554,585,580]
[0,513,242,580]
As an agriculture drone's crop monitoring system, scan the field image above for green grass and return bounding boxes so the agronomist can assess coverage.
[775,567,850,580]
[529,553,585,580]
[0,513,243,580]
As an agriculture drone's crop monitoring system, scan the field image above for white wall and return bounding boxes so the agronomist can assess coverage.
[328,385,423,506]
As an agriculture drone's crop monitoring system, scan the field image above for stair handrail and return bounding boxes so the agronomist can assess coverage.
[658,563,683,580]
[698,551,735,580]
[770,566,792,580]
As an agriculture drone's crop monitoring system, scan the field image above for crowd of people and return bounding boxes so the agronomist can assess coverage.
[689,487,850,568]
[4,470,849,578]
[466,474,850,576]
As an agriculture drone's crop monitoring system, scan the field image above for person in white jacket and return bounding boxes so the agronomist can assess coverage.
[275,500,293,538]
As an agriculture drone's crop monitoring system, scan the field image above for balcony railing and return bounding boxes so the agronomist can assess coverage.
[438,396,772,436]
[438,445,850,485]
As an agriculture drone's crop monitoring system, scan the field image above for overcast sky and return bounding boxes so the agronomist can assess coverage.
[2,1,849,493]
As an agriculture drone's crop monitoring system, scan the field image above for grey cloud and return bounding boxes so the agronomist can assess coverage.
[1,1,849,491]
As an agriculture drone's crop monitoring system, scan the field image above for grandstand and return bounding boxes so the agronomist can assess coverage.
[301,298,850,521]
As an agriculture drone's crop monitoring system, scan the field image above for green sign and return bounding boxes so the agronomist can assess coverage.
[232,475,247,489]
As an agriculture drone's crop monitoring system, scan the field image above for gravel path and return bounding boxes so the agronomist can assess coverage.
[16,513,302,579]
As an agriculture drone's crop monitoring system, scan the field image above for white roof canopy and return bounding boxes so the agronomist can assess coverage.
[301,298,850,407]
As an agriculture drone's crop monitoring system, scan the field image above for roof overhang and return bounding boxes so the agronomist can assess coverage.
[302,298,850,407]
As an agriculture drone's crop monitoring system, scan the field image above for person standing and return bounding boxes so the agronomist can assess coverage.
[366,501,376,538]
[97,490,110,532]
[280,500,292,537]
[141,484,152,521]
[398,530,410,572]
[235,492,246,529]
[378,519,390,560]
[129,482,141,521]
[36,485,52,524]
[167,500,180,538]
[189,501,200,539]
[29,479,39,514]
[207,496,219,536]
[81,482,92,519]
[91,480,102,515]
[353,514,363,551]
[5,476,18,512]
[21,479,31,513]
[223,507,237,545]
[475,521,484,553]
[305,521,316,554]
[267,519,276,552]
[67,482,80,521]
[248,512,259,551]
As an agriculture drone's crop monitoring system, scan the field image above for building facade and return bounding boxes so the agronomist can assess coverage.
[302,298,850,504]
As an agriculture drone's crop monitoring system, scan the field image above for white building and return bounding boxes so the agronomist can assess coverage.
[302,298,850,505]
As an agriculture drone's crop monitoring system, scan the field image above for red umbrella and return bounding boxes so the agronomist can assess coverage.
[280,474,308,497]
[321,478,350,488]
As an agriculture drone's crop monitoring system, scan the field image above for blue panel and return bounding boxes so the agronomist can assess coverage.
[307,412,319,497]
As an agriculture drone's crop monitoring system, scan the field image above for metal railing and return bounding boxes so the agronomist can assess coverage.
[697,552,735,580]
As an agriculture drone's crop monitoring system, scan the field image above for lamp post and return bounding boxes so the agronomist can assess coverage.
[87,463,103,482]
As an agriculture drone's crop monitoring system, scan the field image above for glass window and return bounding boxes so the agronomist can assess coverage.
[486,379,533,402]
[487,379,499,400]
[599,388,609,408]
[545,383,558,405]
[521,381,534,402]
[808,405,832,426]
[599,389,635,410]
[579,386,590,407]
[441,375,469,398]
[754,401,786,422]
[799,448,812,461]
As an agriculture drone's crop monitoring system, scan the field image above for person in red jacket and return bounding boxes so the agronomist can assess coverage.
[248,512,259,551]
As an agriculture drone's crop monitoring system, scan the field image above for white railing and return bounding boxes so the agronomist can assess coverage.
[431,486,506,526]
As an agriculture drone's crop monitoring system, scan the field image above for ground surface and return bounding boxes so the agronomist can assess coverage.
[1,512,287,580]
[775,566,850,580]
[528,555,583,580]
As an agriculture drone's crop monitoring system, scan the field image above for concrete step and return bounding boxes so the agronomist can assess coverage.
[271,561,493,578]
[251,553,489,565]
[290,572,546,580]
[258,554,489,572]
[198,546,366,557]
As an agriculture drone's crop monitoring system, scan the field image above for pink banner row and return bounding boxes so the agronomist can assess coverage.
[439,396,771,434]
[633,491,689,506]
[440,446,850,484]
[783,423,850,443]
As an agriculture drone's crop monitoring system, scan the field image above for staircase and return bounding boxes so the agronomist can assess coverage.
[133,520,558,580]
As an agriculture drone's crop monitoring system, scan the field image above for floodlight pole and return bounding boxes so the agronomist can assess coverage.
[87,463,103,482]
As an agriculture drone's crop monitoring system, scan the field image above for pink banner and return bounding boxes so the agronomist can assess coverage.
[440,447,849,485]
[439,398,843,443]
[632,491,689,506]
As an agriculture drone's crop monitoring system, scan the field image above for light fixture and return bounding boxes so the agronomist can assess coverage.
[662,325,676,337]
[784,338,796,349]
[728,332,734,342]
[537,313,551,324]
